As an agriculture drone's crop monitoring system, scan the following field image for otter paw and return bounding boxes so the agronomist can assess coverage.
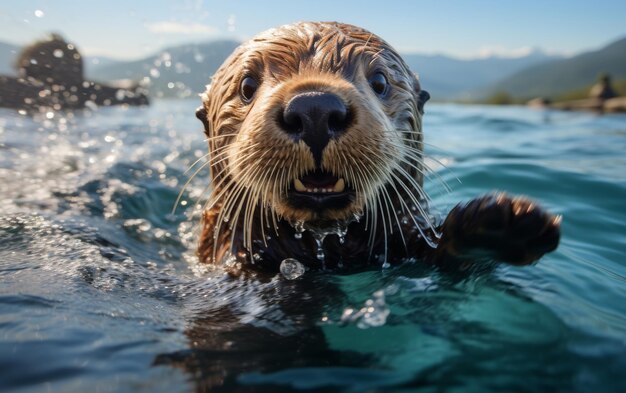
[439,193,561,265]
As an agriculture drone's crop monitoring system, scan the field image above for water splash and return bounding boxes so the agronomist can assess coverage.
[293,220,305,234]
[279,258,305,280]
[289,214,361,265]
[340,290,389,329]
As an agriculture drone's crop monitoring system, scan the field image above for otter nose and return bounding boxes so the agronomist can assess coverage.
[281,92,350,166]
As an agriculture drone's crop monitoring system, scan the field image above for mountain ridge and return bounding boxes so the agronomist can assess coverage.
[488,36,626,99]
[2,36,623,101]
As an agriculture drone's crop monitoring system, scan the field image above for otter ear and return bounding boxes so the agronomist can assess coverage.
[418,90,430,113]
[196,106,210,133]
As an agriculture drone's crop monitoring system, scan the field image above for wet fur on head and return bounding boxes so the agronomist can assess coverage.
[196,22,433,265]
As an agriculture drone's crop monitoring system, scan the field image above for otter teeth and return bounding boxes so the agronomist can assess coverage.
[294,179,306,192]
[333,178,345,192]
[294,178,346,193]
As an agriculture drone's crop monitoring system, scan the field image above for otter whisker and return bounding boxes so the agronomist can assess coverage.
[397,136,461,183]
[184,153,210,175]
[197,149,259,210]
[242,162,278,254]
[392,138,456,194]
[172,158,212,214]
[373,188,389,264]
[208,142,261,169]
[179,148,254,219]
[256,159,280,245]
[265,156,286,235]
[216,164,268,262]
[379,179,409,254]
[217,148,270,222]
[199,149,263,228]
[174,141,256,214]
[368,140,428,224]
[394,151,453,195]
[223,148,278,254]
[203,132,239,143]
[337,148,369,230]
[363,33,373,48]
[388,168,441,243]
[343,150,381,255]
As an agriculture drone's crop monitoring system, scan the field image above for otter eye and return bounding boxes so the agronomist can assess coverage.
[240,76,258,103]
[368,72,388,96]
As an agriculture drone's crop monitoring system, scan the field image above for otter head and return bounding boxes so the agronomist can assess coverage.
[16,33,84,87]
[197,22,430,262]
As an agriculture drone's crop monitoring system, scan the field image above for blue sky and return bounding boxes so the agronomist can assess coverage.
[1,0,625,60]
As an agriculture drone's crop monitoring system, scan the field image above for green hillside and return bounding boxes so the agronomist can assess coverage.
[489,36,626,99]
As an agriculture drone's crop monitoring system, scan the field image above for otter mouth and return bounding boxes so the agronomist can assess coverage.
[287,170,354,210]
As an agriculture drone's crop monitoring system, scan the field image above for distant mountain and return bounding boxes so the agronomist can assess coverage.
[84,56,122,79]
[403,50,560,100]
[488,36,626,99]
[9,34,620,102]
[89,42,558,100]
[0,41,20,75]
[89,40,240,98]
[0,39,238,98]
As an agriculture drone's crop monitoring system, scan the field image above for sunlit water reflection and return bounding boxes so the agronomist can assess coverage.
[1,101,625,392]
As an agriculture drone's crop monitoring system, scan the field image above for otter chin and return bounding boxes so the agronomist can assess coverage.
[195,22,561,272]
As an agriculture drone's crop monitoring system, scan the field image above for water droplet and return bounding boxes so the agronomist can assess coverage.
[280,258,305,280]
[149,68,160,78]
[293,220,305,233]
[222,253,237,268]
[53,49,64,58]
[34,10,44,18]
[340,290,389,329]
[222,215,229,223]
[115,89,126,101]
[252,253,262,262]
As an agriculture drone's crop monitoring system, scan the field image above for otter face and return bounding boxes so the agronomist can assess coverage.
[198,22,428,231]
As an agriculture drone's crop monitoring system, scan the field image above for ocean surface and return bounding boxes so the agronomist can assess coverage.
[0,100,625,392]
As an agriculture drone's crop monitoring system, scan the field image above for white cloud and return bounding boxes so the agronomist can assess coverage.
[475,45,535,59]
[145,21,218,35]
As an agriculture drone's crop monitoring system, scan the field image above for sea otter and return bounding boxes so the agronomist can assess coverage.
[0,33,149,110]
[194,22,560,273]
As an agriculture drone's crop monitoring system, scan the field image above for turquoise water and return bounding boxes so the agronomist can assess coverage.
[0,101,625,392]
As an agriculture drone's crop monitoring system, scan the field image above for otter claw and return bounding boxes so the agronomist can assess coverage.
[435,193,561,267]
